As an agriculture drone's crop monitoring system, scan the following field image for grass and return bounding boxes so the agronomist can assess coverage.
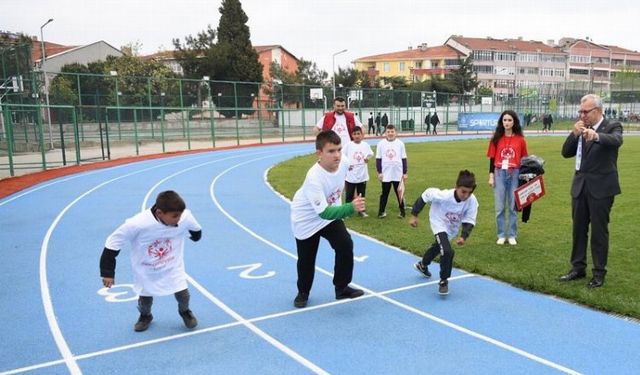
[268,134,640,320]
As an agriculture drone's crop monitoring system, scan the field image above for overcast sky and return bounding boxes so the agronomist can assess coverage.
[7,0,640,74]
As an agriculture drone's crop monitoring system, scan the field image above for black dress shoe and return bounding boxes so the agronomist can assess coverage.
[559,270,586,282]
[587,277,605,288]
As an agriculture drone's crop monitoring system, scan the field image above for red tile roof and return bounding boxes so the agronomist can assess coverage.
[354,45,462,62]
[32,41,77,62]
[448,36,561,54]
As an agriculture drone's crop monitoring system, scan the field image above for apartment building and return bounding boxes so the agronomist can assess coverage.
[445,36,567,97]
[352,43,463,84]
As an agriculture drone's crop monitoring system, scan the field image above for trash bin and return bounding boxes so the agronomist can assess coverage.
[400,119,414,131]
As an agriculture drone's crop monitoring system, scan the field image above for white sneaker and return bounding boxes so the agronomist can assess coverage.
[359,212,369,218]
[507,237,517,245]
[496,237,506,245]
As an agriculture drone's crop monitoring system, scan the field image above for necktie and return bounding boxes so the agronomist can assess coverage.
[575,126,593,171]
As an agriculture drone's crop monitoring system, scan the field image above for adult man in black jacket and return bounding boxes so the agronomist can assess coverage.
[559,94,623,288]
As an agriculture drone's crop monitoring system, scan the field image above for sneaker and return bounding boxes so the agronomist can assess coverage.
[294,292,309,308]
[378,212,387,219]
[413,261,432,278]
[134,313,153,332]
[507,237,517,245]
[179,309,198,329]
[358,211,369,218]
[496,237,506,245]
[438,280,449,295]
[397,212,406,219]
[335,286,365,300]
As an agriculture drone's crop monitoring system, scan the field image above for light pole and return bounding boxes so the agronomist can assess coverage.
[40,18,54,149]
[332,49,347,100]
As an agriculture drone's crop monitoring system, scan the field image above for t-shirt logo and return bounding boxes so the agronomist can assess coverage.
[148,239,173,260]
[500,147,515,160]
[445,212,461,225]
[353,151,364,163]
[327,189,342,204]
[385,148,397,160]
[333,123,347,135]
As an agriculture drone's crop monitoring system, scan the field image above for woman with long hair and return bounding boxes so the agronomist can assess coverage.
[487,110,528,245]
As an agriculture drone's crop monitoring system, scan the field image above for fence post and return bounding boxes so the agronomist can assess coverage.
[72,106,80,165]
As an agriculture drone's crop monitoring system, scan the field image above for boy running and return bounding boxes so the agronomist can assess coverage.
[410,170,478,295]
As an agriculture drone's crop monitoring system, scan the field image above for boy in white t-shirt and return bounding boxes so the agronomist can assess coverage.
[100,190,203,332]
[376,124,408,218]
[409,170,479,295]
[290,130,366,308]
[343,127,374,217]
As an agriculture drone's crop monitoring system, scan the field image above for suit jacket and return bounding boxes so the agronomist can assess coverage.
[561,118,623,199]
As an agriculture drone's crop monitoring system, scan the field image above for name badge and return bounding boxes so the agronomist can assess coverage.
[501,159,509,170]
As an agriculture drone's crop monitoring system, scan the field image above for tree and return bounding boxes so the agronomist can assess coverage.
[334,67,369,89]
[296,58,328,86]
[173,0,263,118]
[120,40,143,57]
[449,56,479,109]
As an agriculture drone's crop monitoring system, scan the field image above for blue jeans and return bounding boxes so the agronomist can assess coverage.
[493,168,519,238]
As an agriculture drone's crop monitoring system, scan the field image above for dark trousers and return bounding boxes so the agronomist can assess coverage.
[421,232,455,280]
[378,181,405,215]
[345,181,367,203]
[571,185,614,277]
[368,124,375,134]
[296,220,354,294]
[138,288,191,315]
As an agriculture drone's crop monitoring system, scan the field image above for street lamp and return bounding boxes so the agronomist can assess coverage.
[332,49,347,100]
[40,18,54,149]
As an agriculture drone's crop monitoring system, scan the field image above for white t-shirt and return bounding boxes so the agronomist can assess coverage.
[105,208,202,296]
[420,188,478,239]
[343,140,374,183]
[376,138,407,182]
[291,158,349,240]
[315,112,363,147]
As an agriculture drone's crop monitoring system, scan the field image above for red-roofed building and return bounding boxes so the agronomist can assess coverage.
[445,35,567,96]
[353,43,463,83]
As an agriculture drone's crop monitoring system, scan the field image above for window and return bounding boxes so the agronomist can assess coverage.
[495,52,516,61]
[383,62,390,72]
[569,68,589,75]
[473,65,493,74]
[473,50,493,61]
[494,66,515,75]
[570,55,591,63]
[399,62,405,72]
[414,60,422,69]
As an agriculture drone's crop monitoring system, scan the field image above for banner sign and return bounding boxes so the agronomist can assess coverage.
[458,112,523,131]
[514,176,545,210]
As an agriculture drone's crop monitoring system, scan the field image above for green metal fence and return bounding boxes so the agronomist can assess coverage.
[1,70,639,177]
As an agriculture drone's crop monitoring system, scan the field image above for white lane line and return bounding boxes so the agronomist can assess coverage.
[35,151,275,375]
[210,155,583,375]
[0,152,215,207]
[0,275,469,375]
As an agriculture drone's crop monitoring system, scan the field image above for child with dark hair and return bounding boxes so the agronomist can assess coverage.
[344,127,374,217]
[100,190,202,332]
[410,170,479,295]
[376,124,408,218]
[291,130,366,308]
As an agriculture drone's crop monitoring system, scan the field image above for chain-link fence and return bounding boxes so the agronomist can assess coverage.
[2,69,639,177]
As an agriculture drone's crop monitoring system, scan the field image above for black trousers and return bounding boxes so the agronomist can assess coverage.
[296,220,354,294]
[137,288,190,315]
[571,184,615,277]
[345,181,367,203]
[378,181,405,215]
[421,232,455,280]
[368,123,375,134]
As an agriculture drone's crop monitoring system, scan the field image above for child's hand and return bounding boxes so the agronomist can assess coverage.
[409,216,418,227]
[102,277,115,288]
[456,237,466,246]
[352,194,366,213]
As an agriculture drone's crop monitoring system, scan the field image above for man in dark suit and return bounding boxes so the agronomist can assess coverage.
[560,94,623,288]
